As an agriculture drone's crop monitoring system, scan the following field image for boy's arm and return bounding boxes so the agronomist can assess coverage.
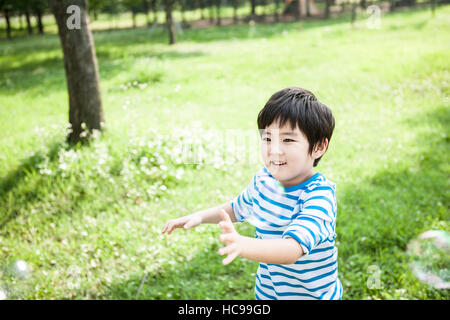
[196,201,237,224]
[218,210,303,265]
[161,201,236,235]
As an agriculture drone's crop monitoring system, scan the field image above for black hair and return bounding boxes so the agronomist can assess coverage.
[257,87,335,167]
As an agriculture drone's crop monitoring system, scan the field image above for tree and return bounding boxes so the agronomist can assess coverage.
[215,0,221,25]
[295,0,302,20]
[16,0,34,35]
[150,0,159,25]
[0,0,13,39]
[250,0,256,18]
[31,0,47,34]
[274,0,281,22]
[351,1,357,25]
[163,0,176,44]
[197,0,206,20]
[208,0,214,23]
[123,0,143,28]
[50,0,105,144]
[89,0,109,20]
[325,0,331,19]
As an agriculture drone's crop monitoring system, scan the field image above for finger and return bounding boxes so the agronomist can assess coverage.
[222,251,239,265]
[166,223,176,235]
[219,221,234,234]
[220,209,231,223]
[219,233,236,244]
[161,222,170,234]
[218,243,237,256]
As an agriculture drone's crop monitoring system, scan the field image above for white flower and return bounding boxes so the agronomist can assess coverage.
[140,157,148,165]
[40,168,52,175]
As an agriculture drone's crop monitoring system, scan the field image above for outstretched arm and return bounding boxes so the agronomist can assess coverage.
[161,201,236,235]
[218,210,303,265]
[196,201,236,224]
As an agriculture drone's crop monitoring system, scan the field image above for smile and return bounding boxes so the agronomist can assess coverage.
[271,161,287,166]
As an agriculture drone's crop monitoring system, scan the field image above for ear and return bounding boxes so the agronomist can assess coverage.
[312,139,328,159]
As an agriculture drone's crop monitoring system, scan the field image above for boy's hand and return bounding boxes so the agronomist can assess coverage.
[161,214,202,235]
[218,209,243,265]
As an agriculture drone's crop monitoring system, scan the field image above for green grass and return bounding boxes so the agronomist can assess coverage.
[0,5,449,300]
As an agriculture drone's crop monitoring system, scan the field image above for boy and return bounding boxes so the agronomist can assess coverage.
[161,87,342,300]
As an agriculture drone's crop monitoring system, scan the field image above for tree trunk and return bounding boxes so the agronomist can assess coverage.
[132,11,136,28]
[4,9,11,39]
[250,0,256,18]
[25,9,33,34]
[164,0,176,45]
[19,14,24,30]
[390,0,395,12]
[351,3,357,25]
[208,0,214,24]
[35,8,44,34]
[215,0,221,26]
[199,0,205,20]
[142,0,150,26]
[232,0,238,23]
[50,0,104,144]
[274,0,280,22]
[151,0,158,24]
[295,0,302,20]
[325,0,330,19]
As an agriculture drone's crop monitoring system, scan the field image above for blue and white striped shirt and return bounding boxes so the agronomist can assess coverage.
[231,166,342,300]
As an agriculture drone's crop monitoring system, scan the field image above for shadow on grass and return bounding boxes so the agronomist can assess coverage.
[88,13,354,48]
[0,141,66,195]
[0,40,208,96]
[0,137,128,231]
[336,104,449,299]
[0,140,73,229]
[105,230,257,300]
[0,12,352,96]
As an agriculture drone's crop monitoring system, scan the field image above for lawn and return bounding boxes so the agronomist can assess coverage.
[0,5,449,299]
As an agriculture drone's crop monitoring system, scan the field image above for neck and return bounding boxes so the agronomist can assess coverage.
[280,170,315,188]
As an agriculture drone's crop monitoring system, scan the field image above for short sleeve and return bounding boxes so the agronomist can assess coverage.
[231,175,256,222]
[282,185,337,255]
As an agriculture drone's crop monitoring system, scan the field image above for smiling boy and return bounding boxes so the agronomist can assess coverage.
[162,87,341,300]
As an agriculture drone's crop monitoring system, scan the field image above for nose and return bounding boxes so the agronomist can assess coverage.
[269,140,284,155]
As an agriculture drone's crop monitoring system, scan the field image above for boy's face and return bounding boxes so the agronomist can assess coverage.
[260,120,319,188]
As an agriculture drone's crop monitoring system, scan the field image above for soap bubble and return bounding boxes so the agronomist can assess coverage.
[407,230,450,290]
[0,288,7,300]
[0,259,33,299]
[13,260,30,279]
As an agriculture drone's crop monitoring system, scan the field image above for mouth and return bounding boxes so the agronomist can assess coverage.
[270,161,287,167]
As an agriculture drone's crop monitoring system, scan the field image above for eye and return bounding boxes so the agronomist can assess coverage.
[262,137,271,142]
[284,139,295,142]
